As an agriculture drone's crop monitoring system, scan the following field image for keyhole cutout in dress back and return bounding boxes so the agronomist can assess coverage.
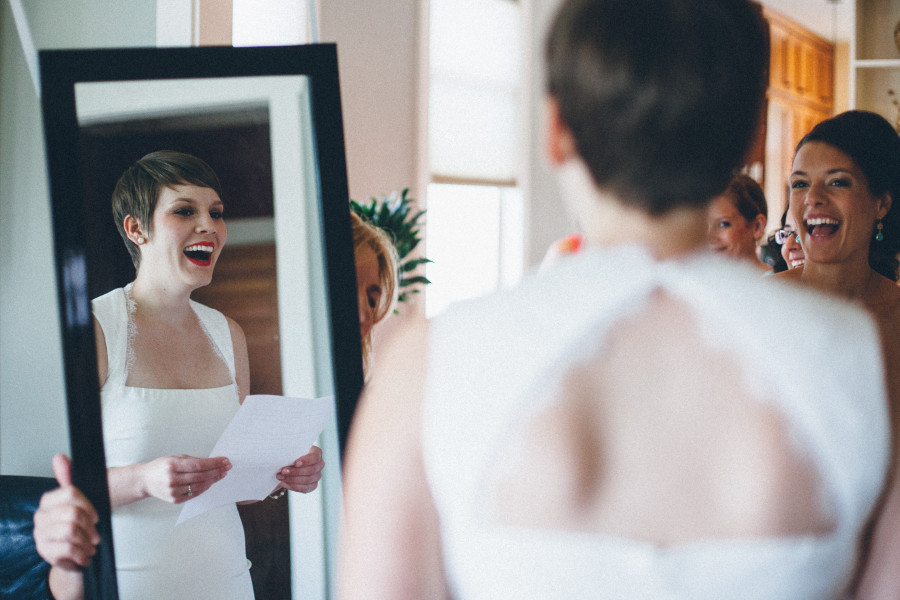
[486,290,835,547]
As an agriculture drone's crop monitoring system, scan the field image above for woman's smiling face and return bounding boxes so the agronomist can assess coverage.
[706,195,762,261]
[780,212,805,269]
[138,184,227,289]
[789,141,889,268]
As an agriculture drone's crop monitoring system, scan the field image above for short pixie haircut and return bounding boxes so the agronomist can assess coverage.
[796,111,900,281]
[112,150,223,268]
[545,0,769,214]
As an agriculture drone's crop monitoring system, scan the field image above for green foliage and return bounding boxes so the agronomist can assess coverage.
[350,188,432,307]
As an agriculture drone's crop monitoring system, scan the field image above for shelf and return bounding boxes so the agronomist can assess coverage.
[854,59,900,69]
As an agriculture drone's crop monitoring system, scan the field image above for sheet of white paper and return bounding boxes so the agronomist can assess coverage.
[177,394,334,524]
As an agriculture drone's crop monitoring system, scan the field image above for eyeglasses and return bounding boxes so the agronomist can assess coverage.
[774,229,800,245]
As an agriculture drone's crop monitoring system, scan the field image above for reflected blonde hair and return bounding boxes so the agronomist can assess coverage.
[351,212,399,373]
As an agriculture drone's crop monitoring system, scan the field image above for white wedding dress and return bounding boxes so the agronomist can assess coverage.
[93,286,254,600]
[422,246,889,600]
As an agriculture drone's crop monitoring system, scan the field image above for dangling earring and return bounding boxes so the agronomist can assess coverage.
[876,220,884,242]
[137,236,145,245]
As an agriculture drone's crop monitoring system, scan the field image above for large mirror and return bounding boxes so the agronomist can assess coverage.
[39,45,363,600]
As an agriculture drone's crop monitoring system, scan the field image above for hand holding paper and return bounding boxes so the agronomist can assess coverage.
[275,445,325,494]
[178,394,334,524]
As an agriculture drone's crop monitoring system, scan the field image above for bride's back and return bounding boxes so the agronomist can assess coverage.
[488,291,833,546]
[337,1,892,598]
[420,251,889,599]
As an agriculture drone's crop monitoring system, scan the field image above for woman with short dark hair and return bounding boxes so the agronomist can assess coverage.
[338,2,891,599]
[36,150,326,600]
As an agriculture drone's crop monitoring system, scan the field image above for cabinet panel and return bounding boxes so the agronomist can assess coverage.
[764,96,830,217]
[796,42,812,98]
[764,97,794,216]
[816,48,834,105]
[769,20,792,94]
[764,7,834,113]
[762,6,834,221]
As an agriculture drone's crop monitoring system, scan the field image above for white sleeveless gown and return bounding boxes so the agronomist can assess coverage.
[423,245,890,600]
[93,286,254,600]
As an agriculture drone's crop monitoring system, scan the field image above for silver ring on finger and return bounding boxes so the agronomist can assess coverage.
[188,484,193,497]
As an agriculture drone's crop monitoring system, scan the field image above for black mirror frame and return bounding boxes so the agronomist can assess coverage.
[38,44,364,599]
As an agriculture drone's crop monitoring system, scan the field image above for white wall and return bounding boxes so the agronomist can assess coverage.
[318,0,573,272]
[317,0,420,203]
[0,1,62,476]
[0,0,156,476]
[317,0,427,358]
[522,0,570,267]
[0,0,571,475]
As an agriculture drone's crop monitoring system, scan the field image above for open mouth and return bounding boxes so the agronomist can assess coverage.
[785,247,805,268]
[805,217,840,239]
[184,242,214,266]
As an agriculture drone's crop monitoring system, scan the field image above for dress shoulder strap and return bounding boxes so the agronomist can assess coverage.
[190,300,236,380]
[90,287,130,388]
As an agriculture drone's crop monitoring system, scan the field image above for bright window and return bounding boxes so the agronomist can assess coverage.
[425,183,523,317]
[232,0,309,46]
[429,0,521,182]
[425,0,525,317]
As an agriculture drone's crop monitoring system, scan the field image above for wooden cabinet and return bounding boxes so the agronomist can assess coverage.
[762,7,834,222]
[768,19,834,108]
[768,14,834,108]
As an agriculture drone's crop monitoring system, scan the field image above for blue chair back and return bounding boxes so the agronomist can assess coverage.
[0,475,56,600]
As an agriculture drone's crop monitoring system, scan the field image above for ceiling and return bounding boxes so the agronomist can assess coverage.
[760,0,853,42]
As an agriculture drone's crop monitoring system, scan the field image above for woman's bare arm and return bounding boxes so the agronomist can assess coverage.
[93,317,108,388]
[854,300,900,600]
[337,319,450,600]
[35,455,96,600]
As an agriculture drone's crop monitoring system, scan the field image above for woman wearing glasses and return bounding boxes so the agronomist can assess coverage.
[774,210,805,270]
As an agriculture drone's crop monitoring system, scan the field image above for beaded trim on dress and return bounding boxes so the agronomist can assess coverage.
[123,283,138,378]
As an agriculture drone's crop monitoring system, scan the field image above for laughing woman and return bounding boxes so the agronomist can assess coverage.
[706,172,771,273]
[773,111,900,598]
[776,209,805,270]
[38,151,325,600]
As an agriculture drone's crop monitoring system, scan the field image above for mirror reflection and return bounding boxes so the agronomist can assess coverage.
[72,75,337,599]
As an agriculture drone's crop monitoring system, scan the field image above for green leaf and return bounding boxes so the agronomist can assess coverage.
[349,188,432,308]
[400,275,431,286]
[400,257,433,272]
